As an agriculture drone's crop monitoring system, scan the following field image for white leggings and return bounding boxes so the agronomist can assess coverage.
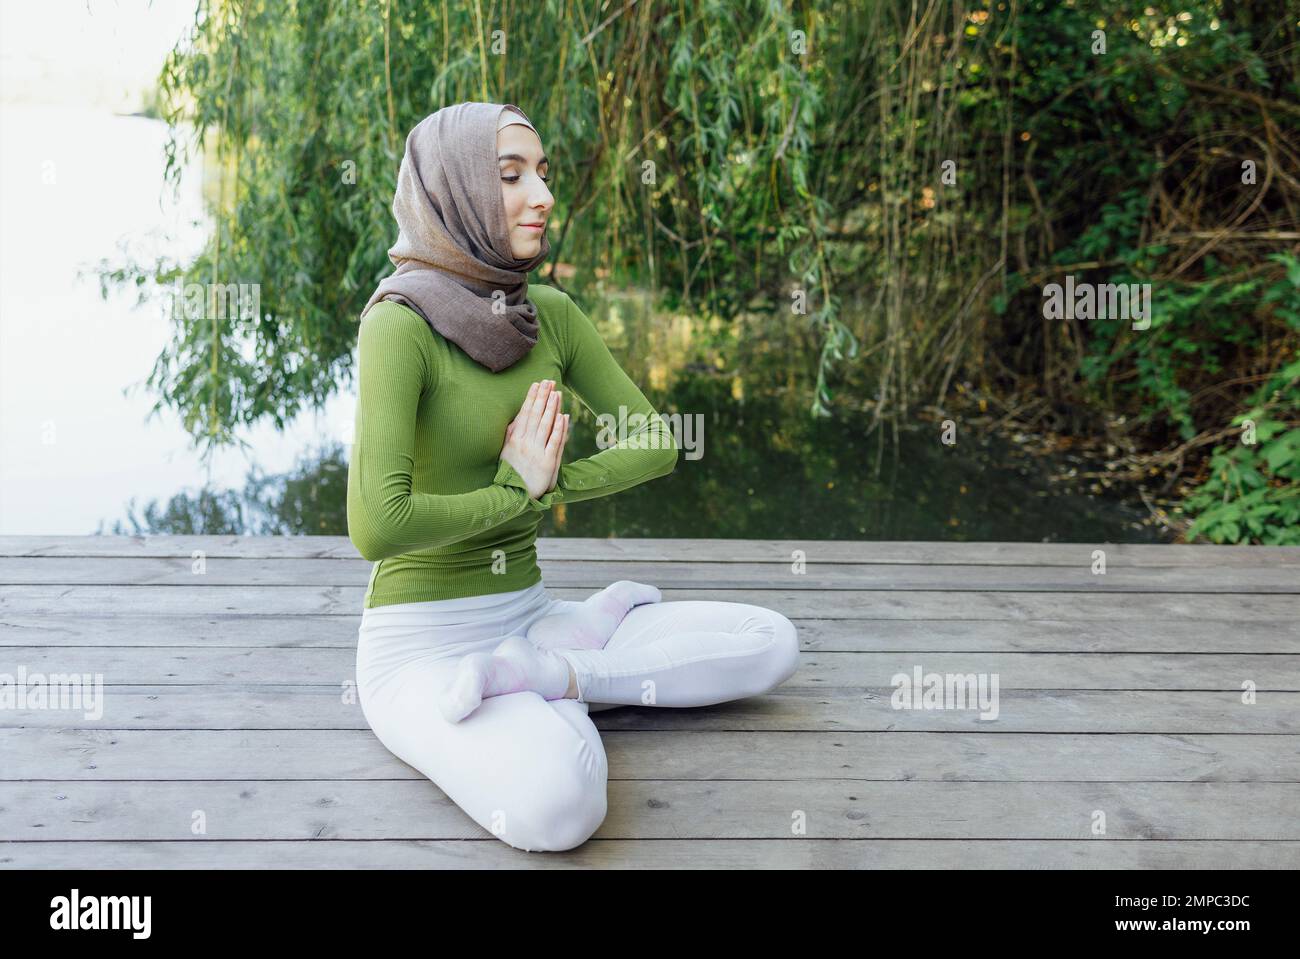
[355,580,800,852]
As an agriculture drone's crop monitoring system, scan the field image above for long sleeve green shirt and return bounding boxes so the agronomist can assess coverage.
[347,284,679,607]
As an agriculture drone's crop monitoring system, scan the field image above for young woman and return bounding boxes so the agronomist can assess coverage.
[348,101,800,853]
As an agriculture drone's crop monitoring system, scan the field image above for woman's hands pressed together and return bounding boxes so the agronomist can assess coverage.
[501,379,570,501]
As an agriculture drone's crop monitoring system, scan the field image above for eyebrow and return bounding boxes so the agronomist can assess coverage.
[497,153,549,166]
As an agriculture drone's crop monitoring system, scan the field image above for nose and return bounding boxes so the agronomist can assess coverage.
[530,181,553,214]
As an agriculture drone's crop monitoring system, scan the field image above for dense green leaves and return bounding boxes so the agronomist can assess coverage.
[100,0,1298,542]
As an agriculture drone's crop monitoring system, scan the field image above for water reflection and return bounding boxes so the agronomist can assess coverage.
[99,340,1164,544]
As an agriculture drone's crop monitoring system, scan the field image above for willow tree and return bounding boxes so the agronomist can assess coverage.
[98,0,896,456]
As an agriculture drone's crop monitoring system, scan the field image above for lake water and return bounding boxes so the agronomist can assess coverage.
[61,284,1165,544]
[0,104,355,537]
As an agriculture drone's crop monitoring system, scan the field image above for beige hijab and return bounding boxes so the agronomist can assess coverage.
[360,102,550,373]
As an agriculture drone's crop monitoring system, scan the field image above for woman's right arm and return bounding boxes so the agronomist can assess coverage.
[346,303,532,561]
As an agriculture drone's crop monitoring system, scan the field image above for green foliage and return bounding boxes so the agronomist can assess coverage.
[100,0,1298,543]
[1181,354,1300,544]
[990,0,1300,543]
[1073,249,1297,444]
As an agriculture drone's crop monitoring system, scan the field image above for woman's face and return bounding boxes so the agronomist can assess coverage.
[496,122,553,260]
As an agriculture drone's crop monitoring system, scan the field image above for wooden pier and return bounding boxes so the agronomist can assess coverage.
[2,535,1297,868]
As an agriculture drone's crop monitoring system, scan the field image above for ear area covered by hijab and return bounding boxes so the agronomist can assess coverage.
[360,102,550,373]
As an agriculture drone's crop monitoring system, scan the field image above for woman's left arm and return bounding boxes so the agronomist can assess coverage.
[496,292,679,511]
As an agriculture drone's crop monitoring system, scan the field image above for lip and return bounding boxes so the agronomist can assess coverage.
[519,222,545,230]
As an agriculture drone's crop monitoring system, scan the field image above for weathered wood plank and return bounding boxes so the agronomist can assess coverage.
[3,535,1297,567]
[2,781,1296,840]
[5,647,1298,690]
[3,533,1294,868]
[6,728,1296,782]
[3,557,1298,592]
[4,585,1297,621]
[4,839,1297,869]
[3,615,1294,652]
[2,686,1294,732]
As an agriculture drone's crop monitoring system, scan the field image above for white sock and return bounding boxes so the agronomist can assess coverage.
[526,580,662,651]
[437,636,573,723]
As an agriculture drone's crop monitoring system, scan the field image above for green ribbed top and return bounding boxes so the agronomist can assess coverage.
[346,284,679,608]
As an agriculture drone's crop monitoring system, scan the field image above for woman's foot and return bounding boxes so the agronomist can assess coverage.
[527,580,662,651]
[437,636,574,723]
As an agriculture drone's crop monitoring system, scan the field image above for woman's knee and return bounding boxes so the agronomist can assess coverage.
[481,703,609,852]
[502,756,608,852]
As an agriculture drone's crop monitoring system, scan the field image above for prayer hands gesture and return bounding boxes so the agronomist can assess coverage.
[501,379,569,500]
